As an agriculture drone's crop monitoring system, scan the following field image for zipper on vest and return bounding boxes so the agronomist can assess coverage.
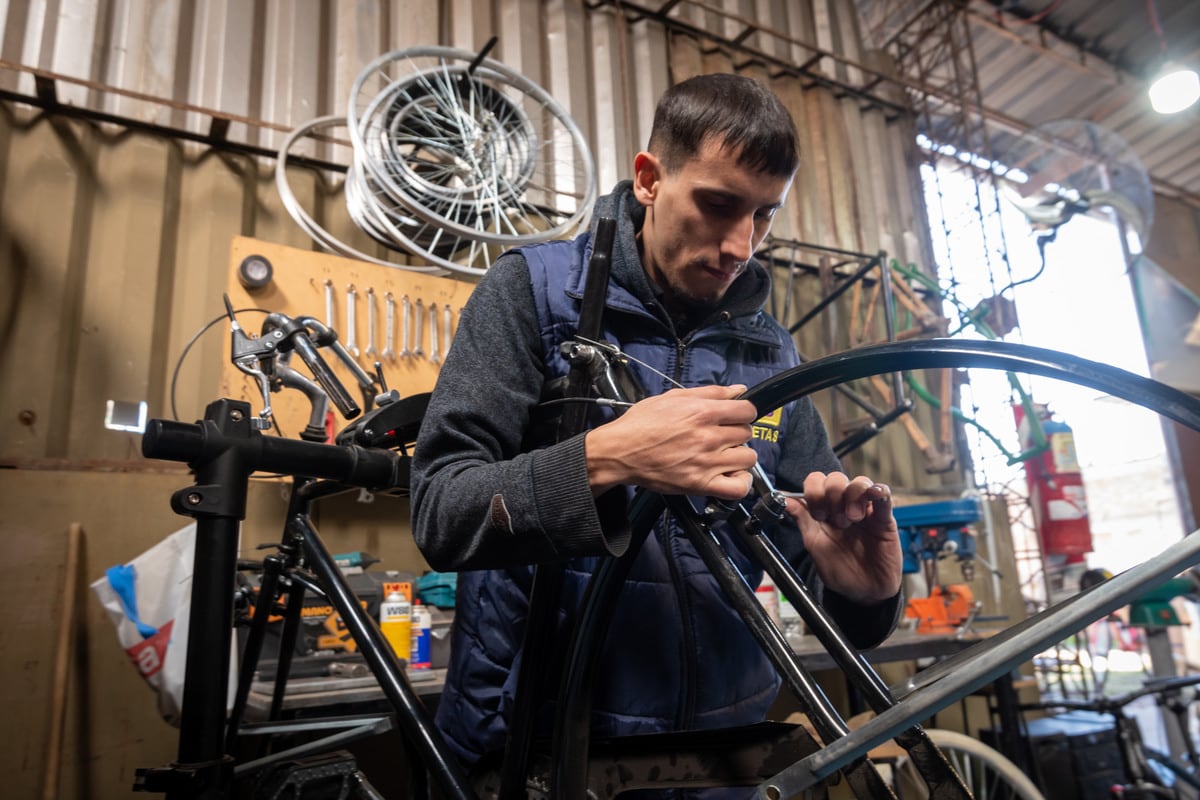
[661,521,697,731]
[663,331,698,732]
[672,338,687,385]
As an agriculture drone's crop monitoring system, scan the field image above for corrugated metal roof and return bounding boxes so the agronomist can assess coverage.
[969,0,1199,203]
[858,0,1198,205]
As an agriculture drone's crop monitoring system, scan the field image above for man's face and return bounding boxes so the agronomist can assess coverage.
[632,137,793,310]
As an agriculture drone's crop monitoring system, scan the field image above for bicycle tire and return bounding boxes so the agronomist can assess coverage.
[892,729,1046,800]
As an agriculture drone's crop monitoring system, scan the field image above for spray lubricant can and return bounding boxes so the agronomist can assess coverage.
[380,591,411,663]
[410,599,432,671]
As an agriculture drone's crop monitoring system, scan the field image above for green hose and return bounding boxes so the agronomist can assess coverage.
[889,258,1048,464]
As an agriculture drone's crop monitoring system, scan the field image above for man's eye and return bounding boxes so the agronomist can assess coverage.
[755,207,778,221]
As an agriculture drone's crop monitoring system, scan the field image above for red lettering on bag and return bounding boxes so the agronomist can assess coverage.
[126,620,174,679]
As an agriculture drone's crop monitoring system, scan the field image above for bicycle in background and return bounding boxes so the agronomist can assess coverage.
[1021,673,1200,799]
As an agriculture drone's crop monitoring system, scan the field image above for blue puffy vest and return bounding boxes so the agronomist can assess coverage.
[436,231,810,766]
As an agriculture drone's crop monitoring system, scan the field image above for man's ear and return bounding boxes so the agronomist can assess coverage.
[632,151,661,206]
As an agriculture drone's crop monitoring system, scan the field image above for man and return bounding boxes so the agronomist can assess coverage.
[411,73,903,791]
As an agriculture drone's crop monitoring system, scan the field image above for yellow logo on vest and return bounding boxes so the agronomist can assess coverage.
[752,408,781,443]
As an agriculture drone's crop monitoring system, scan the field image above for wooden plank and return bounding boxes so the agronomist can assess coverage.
[42,522,82,800]
[220,236,475,440]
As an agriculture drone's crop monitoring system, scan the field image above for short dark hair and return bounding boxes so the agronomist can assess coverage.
[647,73,799,177]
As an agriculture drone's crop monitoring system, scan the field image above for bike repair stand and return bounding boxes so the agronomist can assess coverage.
[136,394,475,799]
[136,399,254,800]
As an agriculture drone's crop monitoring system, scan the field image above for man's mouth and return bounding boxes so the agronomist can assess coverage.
[698,262,742,282]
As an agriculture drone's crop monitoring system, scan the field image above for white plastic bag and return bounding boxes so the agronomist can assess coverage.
[91,523,237,726]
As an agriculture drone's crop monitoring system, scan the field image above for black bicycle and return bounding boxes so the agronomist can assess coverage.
[134,247,1200,799]
[1018,673,1200,799]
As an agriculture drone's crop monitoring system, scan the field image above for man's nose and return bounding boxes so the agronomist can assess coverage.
[721,214,755,264]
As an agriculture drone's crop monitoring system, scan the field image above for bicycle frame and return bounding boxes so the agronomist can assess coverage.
[136,338,1200,799]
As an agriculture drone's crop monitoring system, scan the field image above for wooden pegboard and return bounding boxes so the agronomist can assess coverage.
[220,236,475,439]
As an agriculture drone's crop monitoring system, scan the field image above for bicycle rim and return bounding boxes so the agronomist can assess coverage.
[741,339,1200,433]
[893,729,1045,800]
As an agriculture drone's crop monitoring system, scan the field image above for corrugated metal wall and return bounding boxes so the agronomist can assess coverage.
[0,3,953,799]
[0,0,943,472]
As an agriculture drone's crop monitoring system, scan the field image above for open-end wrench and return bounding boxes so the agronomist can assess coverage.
[413,298,425,359]
[443,304,454,358]
[324,279,335,328]
[346,284,360,357]
[429,302,441,365]
[383,292,396,361]
[399,295,413,359]
[365,287,378,359]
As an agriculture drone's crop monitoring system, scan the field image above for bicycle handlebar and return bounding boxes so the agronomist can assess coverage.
[261,313,362,420]
[1023,673,1200,717]
[143,416,405,490]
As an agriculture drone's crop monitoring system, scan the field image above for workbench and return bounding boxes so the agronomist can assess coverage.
[244,667,447,720]
[786,626,982,671]
[243,625,984,721]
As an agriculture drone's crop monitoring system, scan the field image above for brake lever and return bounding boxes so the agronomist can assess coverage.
[274,361,331,442]
[224,295,277,430]
[296,315,378,410]
[260,312,361,420]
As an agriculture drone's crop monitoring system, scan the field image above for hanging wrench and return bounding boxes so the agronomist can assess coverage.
[413,298,425,359]
[365,287,378,359]
[443,304,454,358]
[429,303,441,365]
[324,279,335,328]
[399,295,413,359]
[383,292,396,361]
[345,284,360,357]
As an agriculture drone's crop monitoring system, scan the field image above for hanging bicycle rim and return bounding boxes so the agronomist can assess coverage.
[345,45,597,276]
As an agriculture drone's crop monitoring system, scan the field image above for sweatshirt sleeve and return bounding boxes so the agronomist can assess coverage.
[410,253,630,572]
[769,396,903,650]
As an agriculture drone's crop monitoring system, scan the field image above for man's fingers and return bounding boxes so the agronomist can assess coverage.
[656,385,758,424]
[671,383,747,399]
[707,470,754,500]
[800,472,896,530]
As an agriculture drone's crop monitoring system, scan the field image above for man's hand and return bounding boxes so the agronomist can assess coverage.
[784,472,903,605]
[585,384,759,498]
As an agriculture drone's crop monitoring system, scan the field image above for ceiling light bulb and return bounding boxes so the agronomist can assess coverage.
[1148,63,1200,114]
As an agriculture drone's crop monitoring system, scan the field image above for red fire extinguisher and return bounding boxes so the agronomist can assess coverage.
[1014,403,1094,563]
